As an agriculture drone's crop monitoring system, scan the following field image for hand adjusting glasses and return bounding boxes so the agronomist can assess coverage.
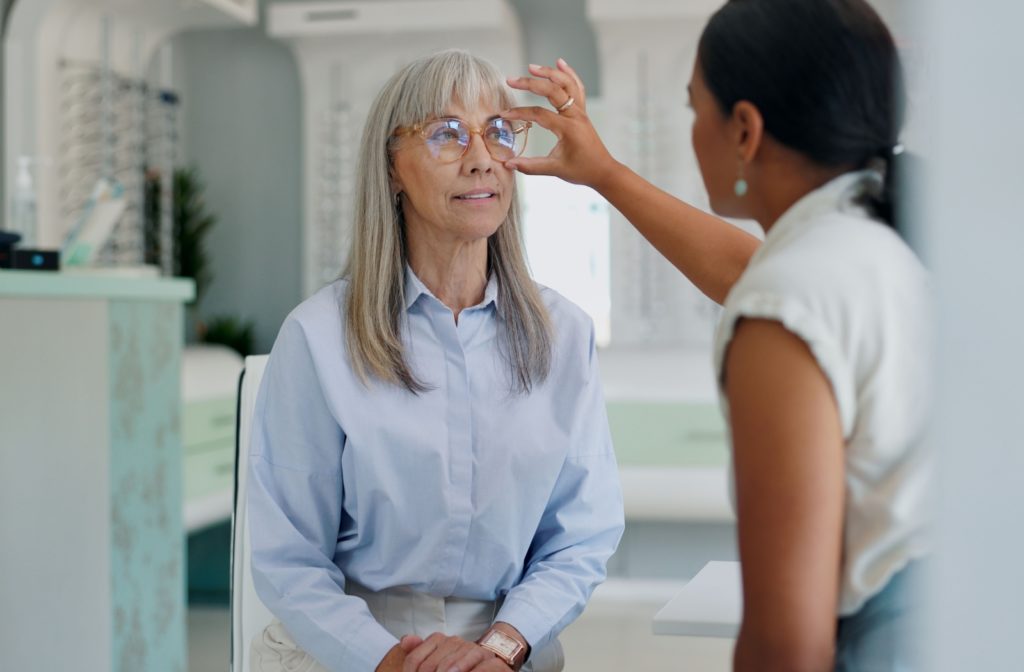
[393,117,531,163]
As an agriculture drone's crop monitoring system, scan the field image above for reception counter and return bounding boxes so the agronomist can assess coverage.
[0,270,194,672]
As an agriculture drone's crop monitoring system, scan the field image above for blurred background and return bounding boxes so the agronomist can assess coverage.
[0,1,1020,671]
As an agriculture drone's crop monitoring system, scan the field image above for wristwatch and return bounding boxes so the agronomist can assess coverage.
[477,627,528,669]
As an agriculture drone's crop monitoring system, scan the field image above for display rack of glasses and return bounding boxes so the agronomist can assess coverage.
[312,61,357,287]
[149,86,180,277]
[56,58,180,270]
[607,45,721,348]
[612,48,680,344]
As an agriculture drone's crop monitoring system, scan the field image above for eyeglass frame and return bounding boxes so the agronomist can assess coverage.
[391,116,532,163]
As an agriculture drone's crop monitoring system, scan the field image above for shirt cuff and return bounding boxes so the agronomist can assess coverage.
[339,617,399,671]
[493,596,558,653]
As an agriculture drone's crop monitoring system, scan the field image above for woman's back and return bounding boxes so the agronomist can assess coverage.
[714,172,931,615]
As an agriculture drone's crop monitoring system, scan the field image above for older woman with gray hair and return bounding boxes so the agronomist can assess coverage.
[246,49,624,672]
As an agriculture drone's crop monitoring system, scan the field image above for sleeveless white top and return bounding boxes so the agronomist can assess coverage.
[713,171,932,615]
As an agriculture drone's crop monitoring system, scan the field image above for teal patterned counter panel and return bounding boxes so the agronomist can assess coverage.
[108,300,186,671]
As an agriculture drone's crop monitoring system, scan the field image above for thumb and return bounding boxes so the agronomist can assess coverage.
[399,635,423,652]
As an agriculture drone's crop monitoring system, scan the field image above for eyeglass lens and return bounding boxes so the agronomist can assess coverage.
[422,118,523,161]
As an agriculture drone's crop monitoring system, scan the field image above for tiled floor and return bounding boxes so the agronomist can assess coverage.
[187,581,733,672]
[188,605,231,672]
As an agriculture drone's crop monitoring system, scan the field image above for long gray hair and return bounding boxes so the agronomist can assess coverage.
[343,49,552,394]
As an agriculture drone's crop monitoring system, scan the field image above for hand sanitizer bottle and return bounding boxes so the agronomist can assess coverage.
[11,157,37,247]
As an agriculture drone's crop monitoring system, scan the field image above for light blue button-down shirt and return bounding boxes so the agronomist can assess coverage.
[248,269,624,671]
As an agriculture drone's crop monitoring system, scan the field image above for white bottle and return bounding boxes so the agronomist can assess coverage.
[11,157,37,247]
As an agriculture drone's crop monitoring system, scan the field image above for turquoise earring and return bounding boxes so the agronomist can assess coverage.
[734,161,748,197]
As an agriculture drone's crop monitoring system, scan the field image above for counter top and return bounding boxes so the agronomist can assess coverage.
[653,560,742,638]
[0,269,195,302]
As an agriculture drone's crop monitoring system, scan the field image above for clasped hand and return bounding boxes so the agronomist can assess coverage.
[377,633,513,672]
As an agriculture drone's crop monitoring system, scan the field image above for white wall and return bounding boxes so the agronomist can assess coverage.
[172,26,303,353]
[923,0,1024,667]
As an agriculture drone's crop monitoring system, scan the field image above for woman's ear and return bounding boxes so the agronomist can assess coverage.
[389,171,404,197]
[388,153,403,194]
[732,100,765,164]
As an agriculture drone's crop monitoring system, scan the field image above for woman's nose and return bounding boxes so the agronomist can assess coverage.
[462,133,493,173]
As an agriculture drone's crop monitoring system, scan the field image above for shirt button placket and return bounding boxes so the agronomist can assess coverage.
[435,308,475,596]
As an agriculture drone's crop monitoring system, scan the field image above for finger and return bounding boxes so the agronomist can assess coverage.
[419,639,466,672]
[432,643,479,672]
[400,635,423,653]
[475,660,513,672]
[505,74,552,96]
[403,633,445,672]
[527,63,581,102]
[556,58,586,98]
[499,105,563,133]
[436,644,489,672]
[503,156,566,177]
[506,75,570,107]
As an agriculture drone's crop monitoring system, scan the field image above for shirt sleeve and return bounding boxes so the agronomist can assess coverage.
[494,323,626,652]
[714,288,857,438]
[248,317,398,671]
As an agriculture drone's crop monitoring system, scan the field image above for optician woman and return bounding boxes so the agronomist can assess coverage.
[504,1,930,670]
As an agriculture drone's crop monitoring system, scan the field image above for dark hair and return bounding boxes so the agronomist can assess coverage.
[698,0,908,233]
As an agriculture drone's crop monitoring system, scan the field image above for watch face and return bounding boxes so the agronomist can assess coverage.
[484,631,520,657]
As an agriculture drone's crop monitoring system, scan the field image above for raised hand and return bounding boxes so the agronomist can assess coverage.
[503,59,620,189]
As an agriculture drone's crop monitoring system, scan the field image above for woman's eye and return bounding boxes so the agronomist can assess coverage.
[488,125,514,144]
[430,128,461,142]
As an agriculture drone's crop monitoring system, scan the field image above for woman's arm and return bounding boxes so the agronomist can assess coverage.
[492,322,625,653]
[592,161,759,305]
[723,319,845,672]
[504,60,760,305]
[249,318,400,670]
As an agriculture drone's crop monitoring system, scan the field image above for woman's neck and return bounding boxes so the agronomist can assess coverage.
[406,231,489,322]
[749,148,854,233]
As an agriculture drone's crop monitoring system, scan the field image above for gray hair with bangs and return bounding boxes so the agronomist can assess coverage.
[343,49,552,394]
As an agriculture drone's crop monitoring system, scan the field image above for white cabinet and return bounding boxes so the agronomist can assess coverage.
[181,345,244,533]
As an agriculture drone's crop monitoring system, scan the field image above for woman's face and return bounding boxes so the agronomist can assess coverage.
[391,99,515,246]
[689,62,747,219]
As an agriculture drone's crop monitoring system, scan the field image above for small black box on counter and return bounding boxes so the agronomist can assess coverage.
[0,230,20,268]
[11,248,60,271]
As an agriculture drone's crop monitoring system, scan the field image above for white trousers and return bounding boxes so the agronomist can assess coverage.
[251,582,564,672]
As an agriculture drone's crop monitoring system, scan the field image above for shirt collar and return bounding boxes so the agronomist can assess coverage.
[763,169,878,247]
[403,265,499,313]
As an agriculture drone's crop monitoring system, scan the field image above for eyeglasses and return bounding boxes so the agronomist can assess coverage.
[393,117,531,163]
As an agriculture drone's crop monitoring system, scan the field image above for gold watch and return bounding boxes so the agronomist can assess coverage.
[477,627,528,669]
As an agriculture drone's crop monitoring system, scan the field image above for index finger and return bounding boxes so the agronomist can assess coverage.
[500,105,563,133]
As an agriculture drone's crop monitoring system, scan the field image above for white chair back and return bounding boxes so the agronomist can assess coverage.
[230,354,273,672]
